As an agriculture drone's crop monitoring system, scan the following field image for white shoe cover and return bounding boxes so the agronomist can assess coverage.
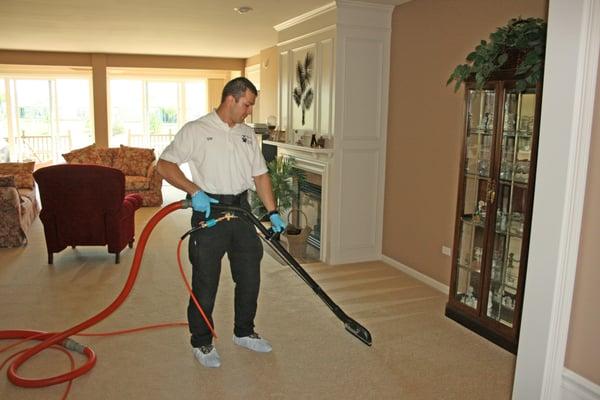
[233,333,272,353]
[192,345,221,368]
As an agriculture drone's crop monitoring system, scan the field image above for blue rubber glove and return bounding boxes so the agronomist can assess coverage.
[191,190,219,218]
[269,212,287,233]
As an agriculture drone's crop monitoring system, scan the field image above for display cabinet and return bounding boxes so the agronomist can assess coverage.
[445,78,541,353]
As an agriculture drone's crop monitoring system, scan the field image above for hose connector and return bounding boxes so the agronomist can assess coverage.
[61,338,86,354]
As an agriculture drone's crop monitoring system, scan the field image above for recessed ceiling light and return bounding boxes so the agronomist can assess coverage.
[234,6,253,14]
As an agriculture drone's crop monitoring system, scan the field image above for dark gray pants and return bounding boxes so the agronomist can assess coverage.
[188,200,263,347]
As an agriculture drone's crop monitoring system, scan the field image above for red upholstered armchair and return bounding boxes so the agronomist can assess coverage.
[34,164,143,264]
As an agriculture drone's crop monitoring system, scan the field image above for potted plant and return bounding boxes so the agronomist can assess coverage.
[447,17,547,92]
[250,156,305,219]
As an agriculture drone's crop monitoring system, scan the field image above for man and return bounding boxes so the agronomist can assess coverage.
[157,77,286,368]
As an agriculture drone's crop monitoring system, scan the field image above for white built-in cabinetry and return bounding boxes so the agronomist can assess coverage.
[274,1,393,264]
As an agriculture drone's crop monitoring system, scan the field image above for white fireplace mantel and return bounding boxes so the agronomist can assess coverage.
[263,140,333,161]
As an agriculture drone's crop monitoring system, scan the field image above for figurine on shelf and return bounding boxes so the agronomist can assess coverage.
[472,247,483,268]
[473,200,486,223]
[317,136,326,148]
[496,209,507,232]
[504,112,516,131]
[479,112,490,130]
[462,286,478,308]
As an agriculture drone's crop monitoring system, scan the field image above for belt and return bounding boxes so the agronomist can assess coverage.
[204,190,248,206]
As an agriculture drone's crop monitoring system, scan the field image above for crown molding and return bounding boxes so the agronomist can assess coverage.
[274,1,336,32]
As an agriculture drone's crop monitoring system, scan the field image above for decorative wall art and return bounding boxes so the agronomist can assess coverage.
[292,49,315,129]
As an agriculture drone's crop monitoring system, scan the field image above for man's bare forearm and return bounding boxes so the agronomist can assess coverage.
[156,159,199,195]
[253,173,277,212]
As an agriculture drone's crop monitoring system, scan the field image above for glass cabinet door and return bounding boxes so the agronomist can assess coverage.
[453,89,496,310]
[486,87,536,326]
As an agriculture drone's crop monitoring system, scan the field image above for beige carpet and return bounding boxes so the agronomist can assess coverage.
[0,189,515,399]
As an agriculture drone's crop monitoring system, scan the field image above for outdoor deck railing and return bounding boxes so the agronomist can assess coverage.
[10,132,175,163]
[128,133,175,157]
[19,135,72,162]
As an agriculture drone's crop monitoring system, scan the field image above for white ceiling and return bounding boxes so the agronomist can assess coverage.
[0,0,405,59]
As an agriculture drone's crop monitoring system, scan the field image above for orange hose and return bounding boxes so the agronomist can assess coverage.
[176,238,218,338]
[0,200,192,388]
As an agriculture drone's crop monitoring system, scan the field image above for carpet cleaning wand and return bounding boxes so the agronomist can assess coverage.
[209,203,373,347]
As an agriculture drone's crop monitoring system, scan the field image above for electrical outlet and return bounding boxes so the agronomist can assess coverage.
[442,246,452,256]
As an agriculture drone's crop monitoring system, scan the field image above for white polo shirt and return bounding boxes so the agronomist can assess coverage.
[160,111,268,195]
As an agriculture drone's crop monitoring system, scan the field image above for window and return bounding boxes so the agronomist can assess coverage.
[0,66,94,163]
[0,80,8,161]
[108,68,213,156]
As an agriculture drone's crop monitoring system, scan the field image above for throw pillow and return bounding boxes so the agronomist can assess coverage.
[0,175,16,188]
[62,144,103,165]
[113,145,155,177]
[0,162,35,188]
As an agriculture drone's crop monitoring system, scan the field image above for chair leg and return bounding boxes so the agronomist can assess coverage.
[115,252,120,264]
[128,238,134,249]
[48,253,53,264]
[71,245,76,249]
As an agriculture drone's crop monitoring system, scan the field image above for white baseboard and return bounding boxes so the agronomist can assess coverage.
[381,255,449,294]
[563,368,600,400]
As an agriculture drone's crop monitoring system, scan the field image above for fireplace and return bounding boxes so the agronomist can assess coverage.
[291,170,322,251]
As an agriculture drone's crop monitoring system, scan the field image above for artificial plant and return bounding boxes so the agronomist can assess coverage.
[447,17,547,92]
[292,52,314,126]
[250,156,305,218]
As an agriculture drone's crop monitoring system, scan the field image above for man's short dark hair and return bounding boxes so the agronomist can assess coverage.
[221,77,258,103]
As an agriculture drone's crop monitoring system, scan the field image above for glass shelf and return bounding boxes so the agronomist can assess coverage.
[468,128,494,135]
[502,130,533,137]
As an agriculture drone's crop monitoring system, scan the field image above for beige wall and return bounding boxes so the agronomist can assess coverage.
[564,61,600,384]
[0,49,245,146]
[384,0,546,286]
[258,46,279,123]
[244,47,278,124]
[245,54,261,67]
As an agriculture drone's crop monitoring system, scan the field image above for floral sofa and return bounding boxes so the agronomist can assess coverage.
[0,161,39,247]
[62,144,163,206]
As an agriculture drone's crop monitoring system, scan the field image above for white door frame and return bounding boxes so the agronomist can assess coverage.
[513,0,600,398]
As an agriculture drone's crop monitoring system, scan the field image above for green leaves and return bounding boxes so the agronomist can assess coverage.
[447,17,546,92]
[250,156,306,217]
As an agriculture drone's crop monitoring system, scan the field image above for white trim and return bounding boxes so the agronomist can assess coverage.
[381,255,449,294]
[276,25,336,48]
[0,64,92,78]
[274,2,336,32]
[562,369,600,400]
[513,0,600,398]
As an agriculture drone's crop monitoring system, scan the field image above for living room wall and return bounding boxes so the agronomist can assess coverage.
[383,0,546,284]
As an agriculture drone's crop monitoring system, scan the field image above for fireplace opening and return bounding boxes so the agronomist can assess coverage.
[291,170,322,251]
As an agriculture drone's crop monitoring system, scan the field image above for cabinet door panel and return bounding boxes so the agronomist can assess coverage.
[452,88,497,308]
[486,87,536,328]
[466,89,496,178]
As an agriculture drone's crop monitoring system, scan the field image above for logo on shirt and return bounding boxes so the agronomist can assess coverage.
[206,137,213,141]
[241,135,252,144]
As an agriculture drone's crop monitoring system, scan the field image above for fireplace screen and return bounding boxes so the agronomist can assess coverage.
[291,170,322,249]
